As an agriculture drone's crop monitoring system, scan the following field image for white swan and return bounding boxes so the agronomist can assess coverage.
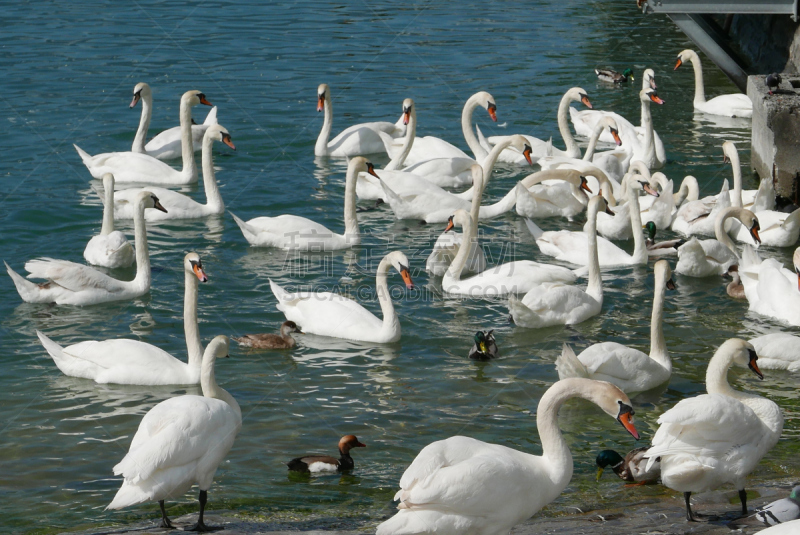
[5,191,166,306]
[675,206,760,277]
[750,332,800,371]
[514,168,596,220]
[75,90,213,185]
[724,141,765,210]
[83,173,134,268]
[380,135,531,223]
[644,338,782,521]
[554,259,675,394]
[640,174,700,218]
[442,210,577,297]
[270,251,414,343]
[314,84,406,157]
[592,168,658,240]
[35,253,208,385]
[638,172,675,229]
[675,49,753,118]
[232,157,374,250]
[130,82,219,160]
[671,179,733,237]
[425,165,487,277]
[739,247,800,326]
[507,195,610,328]
[376,378,640,535]
[481,87,592,162]
[114,124,235,220]
[107,335,241,531]
[528,180,652,267]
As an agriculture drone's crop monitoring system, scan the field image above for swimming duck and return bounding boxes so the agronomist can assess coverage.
[596,447,659,484]
[644,221,685,257]
[725,265,746,299]
[468,331,498,360]
[234,321,303,349]
[596,68,634,83]
[287,435,366,473]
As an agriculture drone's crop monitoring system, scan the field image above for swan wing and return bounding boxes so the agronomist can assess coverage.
[24,258,123,292]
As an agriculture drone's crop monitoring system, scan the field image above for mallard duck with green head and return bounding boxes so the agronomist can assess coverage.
[595,68,634,84]
[644,221,685,257]
[596,447,659,484]
[468,330,498,360]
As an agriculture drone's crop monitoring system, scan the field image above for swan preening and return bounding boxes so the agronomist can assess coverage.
[675,50,753,118]
[83,173,134,268]
[107,335,241,531]
[377,378,640,535]
[739,247,800,326]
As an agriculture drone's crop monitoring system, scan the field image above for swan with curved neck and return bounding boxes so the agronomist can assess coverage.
[315,84,407,157]
[442,209,577,297]
[645,338,782,521]
[675,49,753,118]
[738,247,800,325]
[108,335,241,531]
[233,157,376,250]
[83,173,134,268]
[676,206,761,277]
[538,116,624,178]
[514,168,595,219]
[113,124,236,220]
[555,259,675,394]
[508,195,611,328]
[75,90,212,185]
[130,82,219,160]
[270,251,414,343]
[376,378,639,535]
[35,253,209,385]
[6,191,166,305]
[594,168,656,240]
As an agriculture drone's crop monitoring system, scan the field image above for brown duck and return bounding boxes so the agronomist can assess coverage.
[234,321,302,349]
[287,435,366,473]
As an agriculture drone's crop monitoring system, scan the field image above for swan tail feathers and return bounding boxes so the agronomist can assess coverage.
[73,144,92,166]
[203,106,218,126]
[36,330,68,368]
[555,343,589,380]
[106,481,150,510]
[523,218,544,240]
[5,261,40,302]
[269,279,303,312]
[230,212,258,244]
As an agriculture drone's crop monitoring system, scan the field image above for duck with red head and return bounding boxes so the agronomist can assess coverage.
[288,435,366,473]
[234,321,303,349]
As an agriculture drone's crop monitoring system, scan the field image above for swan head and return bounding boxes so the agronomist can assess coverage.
[444,209,472,234]
[348,156,379,179]
[675,49,697,70]
[205,124,236,150]
[339,435,366,454]
[567,87,592,109]
[588,194,613,217]
[385,251,414,290]
[184,252,208,283]
[130,82,151,108]
[653,259,676,291]
[583,380,639,439]
[721,338,763,380]
[317,83,329,112]
[205,335,231,361]
[137,191,168,214]
[182,90,213,108]
[722,140,738,163]
[642,68,656,89]
[473,91,497,122]
[402,98,414,125]
[735,208,761,244]
[595,449,624,481]
[508,134,533,165]
[599,116,622,146]
[629,177,659,197]
[641,88,665,105]
[280,320,303,336]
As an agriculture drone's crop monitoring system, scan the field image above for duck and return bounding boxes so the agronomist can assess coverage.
[557,259,675,396]
[739,485,800,527]
[725,265,746,299]
[35,253,208,384]
[528,180,652,267]
[675,206,761,278]
[5,191,166,306]
[675,49,753,118]
[130,82,219,161]
[749,332,800,371]
[442,210,578,297]
[233,321,303,350]
[754,520,800,534]
[287,435,366,473]
[106,335,241,531]
[83,173,134,268]
[739,247,800,326]
[468,330,498,360]
[508,195,611,328]
[514,168,597,220]
[314,83,405,157]
[270,251,413,343]
[595,67,634,83]
[232,157,376,250]
[425,165,488,277]
[74,90,213,185]
[644,221,685,257]
[113,124,236,220]
[643,338,783,521]
[671,179,733,238]
[596,447,660,484]
[375,378,640,535]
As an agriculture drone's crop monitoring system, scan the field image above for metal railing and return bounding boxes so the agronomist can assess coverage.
[643,0,798,18]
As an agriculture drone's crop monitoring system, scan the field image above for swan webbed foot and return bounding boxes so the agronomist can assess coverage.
[739,488,748,515]
[159,500,176,529]
[684,492,709,522]
[184,490,219,532]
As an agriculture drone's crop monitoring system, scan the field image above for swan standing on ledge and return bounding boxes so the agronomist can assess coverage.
[35,253,209,385]
[376,378,640,535]
[113,124,236,220]
[675,49,753,118]
[107,335,241,532]
[314,84,405,157]
[75,90,213,185]
[644,339,782,521]
[232,157,376,250]
[130,82,219,161]
[6,191,166,306]
[270,251,414,343]
[555,259,676,395]
[83,173,134,268]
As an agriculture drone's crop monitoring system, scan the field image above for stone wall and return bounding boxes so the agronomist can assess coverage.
[729,14,800,73]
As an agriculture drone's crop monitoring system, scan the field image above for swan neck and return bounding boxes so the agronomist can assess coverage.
[386,108,416,170]
[583,121,605,160]
[315,92,333,156]
[201,134,223,211]
[714,210,738,253]
[731,151,743,208]
[585,202,603,303]
[641,99,655,164]
[131,200,151,291]
[201,356,242,420]
[627,187,647,263]
[463,95,488,160]
[343,165,360,242]
[536,380,580,490]
[689,55,706,105]
[480,137,512,188]
[649,272,670,370]
[184,268,202,368]
[132,92,152,153]
[179,98,197,176]
[558,94,580,158]
[446,216,474,282]
[705,352,743,400]
[101,181,115,235]
[375,256,399,336]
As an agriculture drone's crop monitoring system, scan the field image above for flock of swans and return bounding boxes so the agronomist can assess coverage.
[6,46,800,534]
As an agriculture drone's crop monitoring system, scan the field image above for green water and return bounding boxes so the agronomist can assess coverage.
[1,1,798,533]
